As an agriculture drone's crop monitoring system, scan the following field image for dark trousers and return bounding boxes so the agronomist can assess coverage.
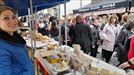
[102,49,113,63]
[81,47,91,54]
[90,45,99,57]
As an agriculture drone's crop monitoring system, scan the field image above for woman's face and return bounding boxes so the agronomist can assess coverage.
[94,19,100,26]
[0,10,18,33]
[111,17,117,24]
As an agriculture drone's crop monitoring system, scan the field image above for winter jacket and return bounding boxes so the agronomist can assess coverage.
[100,23,117,51]
[115,29,133,62]
[90,24,101,44]
[72,22,94,54]
[0,31,34,75]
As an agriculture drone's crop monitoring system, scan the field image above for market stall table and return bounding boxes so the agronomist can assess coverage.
[34,49,60,75]
[34,49,126,75]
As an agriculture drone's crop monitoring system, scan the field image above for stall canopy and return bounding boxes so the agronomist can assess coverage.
[73,0,129,15]
[17,2,65,16]
[131,0,134,7]
[1,0,70,16]
[130,0,134,12]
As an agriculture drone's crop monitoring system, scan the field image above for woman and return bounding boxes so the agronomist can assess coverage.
[120,13,128,26]
[90,18,101,57]
[0,6,34,75]
[101,14,119,63]
[119,35,134,70]
[49,20,59,41]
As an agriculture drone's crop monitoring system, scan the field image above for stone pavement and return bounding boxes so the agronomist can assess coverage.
[96,46,119,66]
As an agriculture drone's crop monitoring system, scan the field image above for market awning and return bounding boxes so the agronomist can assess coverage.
[73,0,129,14]
[130,0,134,12]
[17,2,65,16]
[1,0,70,16]
[82,8,126,17]
[131,0,134,7]
[2,0,69,10]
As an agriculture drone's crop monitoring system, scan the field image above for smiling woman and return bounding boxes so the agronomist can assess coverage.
[0,6,34,75]
[0,6,18,35]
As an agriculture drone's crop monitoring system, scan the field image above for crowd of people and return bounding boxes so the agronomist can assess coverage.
[32,12,134,71]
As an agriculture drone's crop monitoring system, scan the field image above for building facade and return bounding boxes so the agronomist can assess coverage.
[91,0,113,4]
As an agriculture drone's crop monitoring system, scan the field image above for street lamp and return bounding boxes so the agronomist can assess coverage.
[80,0,82,8]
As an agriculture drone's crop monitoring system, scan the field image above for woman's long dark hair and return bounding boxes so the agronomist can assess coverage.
[51,20,58,31]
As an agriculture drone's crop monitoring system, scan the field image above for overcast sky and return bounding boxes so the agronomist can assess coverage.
[60,0,91,15]
[41,0,91,17]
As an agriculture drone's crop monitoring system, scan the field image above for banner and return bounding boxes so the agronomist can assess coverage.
[73,0,129,14]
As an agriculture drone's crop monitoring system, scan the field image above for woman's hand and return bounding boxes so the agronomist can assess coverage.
[118,62,130,69]
[106,39,111,43]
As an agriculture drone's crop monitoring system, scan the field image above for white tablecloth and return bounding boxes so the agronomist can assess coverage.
[34,50,126,75]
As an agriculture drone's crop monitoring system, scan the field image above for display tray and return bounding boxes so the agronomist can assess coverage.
[39,50,57,57]
[25,39,47,48]
[53,64,69,72]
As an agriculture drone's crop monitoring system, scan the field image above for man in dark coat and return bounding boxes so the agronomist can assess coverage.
[72,15,95,54]
[115,21,134,65]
